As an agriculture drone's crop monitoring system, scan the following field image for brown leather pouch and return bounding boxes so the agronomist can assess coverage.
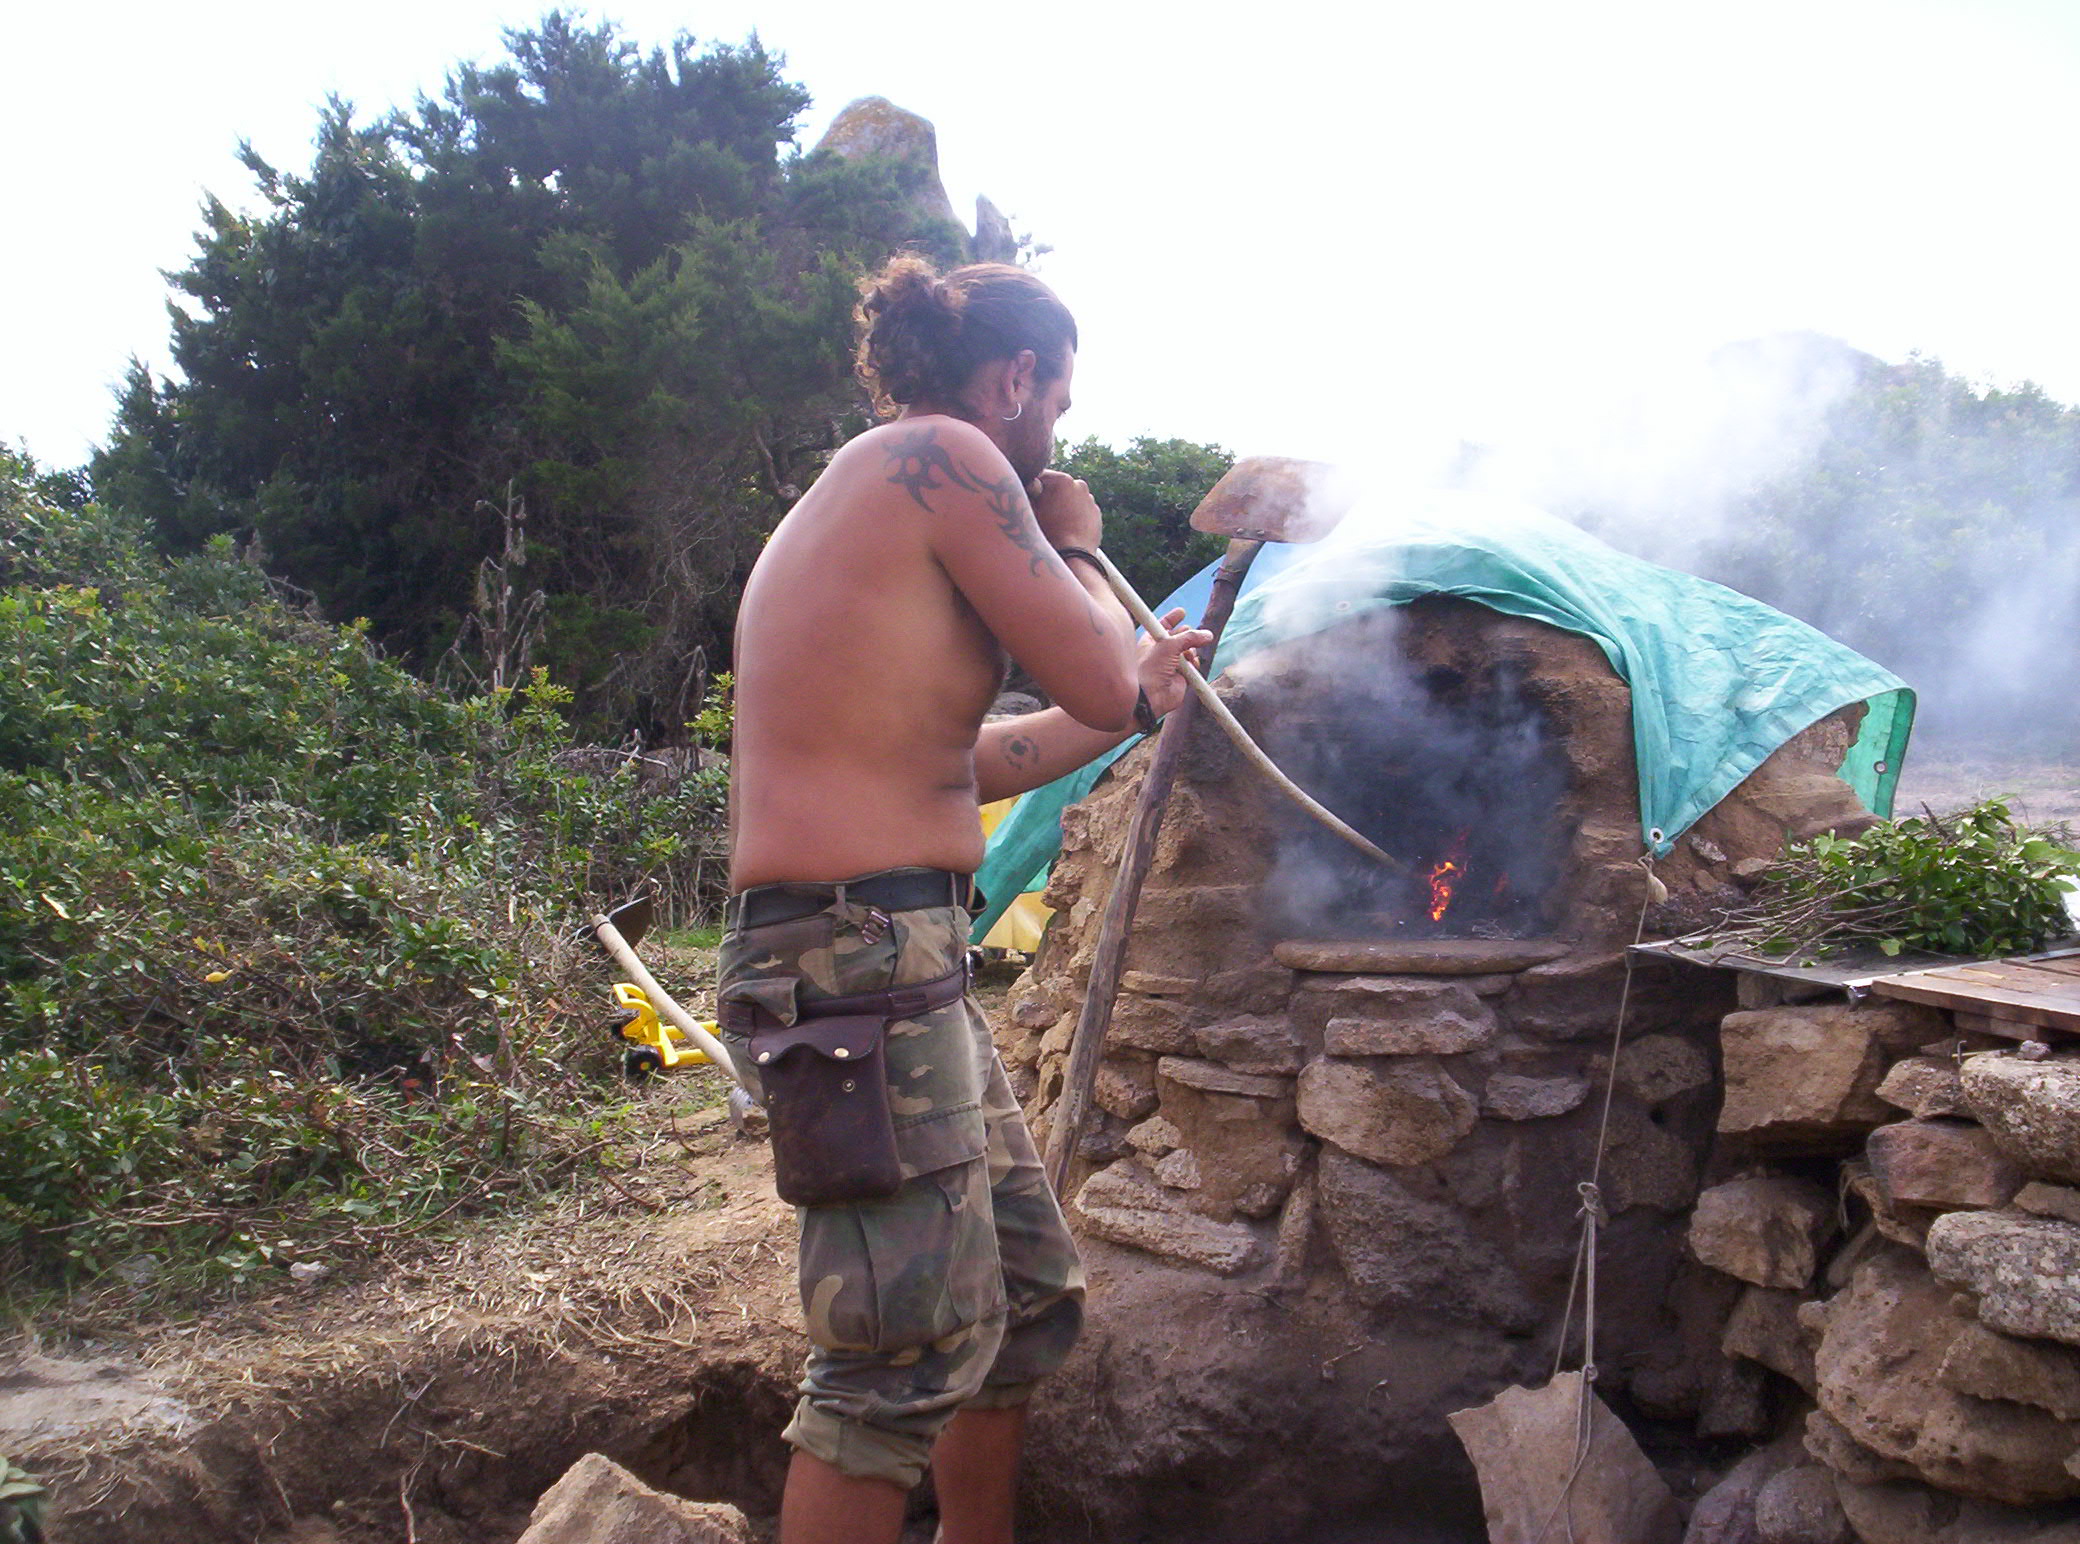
[747,1013,902,1206]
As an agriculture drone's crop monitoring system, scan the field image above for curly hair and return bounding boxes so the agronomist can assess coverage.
[855,254,1078,418]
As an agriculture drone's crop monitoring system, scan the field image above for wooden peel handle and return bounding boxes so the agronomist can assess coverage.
[1092,549,1402,873]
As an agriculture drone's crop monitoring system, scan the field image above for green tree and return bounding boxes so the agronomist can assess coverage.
[1055,435,1233,602]
[94,14,954,730]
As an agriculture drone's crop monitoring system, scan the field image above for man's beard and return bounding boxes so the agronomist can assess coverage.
[1006,420,1049,488]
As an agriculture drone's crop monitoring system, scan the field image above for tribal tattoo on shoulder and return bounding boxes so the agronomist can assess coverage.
[883,427,1054,577]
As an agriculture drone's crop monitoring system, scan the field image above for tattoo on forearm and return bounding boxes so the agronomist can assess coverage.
[1004,734,1037,770]
[882,426,1053,576]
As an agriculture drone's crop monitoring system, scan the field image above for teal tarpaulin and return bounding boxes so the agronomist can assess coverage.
[973,492,1915,942]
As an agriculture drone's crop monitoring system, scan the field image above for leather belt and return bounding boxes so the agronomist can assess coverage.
[726,868,981,932]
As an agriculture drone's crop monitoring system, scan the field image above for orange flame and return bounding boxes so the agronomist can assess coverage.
[1426,830,1472,923]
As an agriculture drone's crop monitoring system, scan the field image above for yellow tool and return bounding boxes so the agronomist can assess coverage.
[612,981,715,1078]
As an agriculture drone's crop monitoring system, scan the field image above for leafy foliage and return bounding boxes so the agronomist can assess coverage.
[1056,435,1232,603]
[0,452,726,1295]
[1708,798,2078,960]
[92,14,951,731]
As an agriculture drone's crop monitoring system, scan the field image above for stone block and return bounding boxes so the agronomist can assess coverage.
[1865,1118,2023,1211]
[1193,1015,1306,1075]
[1481,1073,1590,1121]
[1683,1435,1808,1544]
[1753,1465,1852,1544]
[1618,1032,1715,1107]
[1927,1210,2080,1348]
[2015,1181,2080,1226]
[517,1453,755,1544]
[1875,1056,1970,1119]
[1960,1054,2080,1187]
[1448,1372,1681,1544]
[1074,1161,1261,1275]
[1125,1114,1181,1155]
[1504,950,1706,1041]
[1296,1056,1477,1167]
[1201,964,1294,1014]
[1688,1175,1839,1289]
[1317,1148,1535,1327]
[1603,1099,1705,1214]
[1273,1169,1316,1283]
[1842,1159,1941,1250]
[1109,994,1196,1054]
[1322,983,1497,1056]
[1724,1285,1819,1395]
[1717,1003,1941,1150]
[1938,1321,2080,1421]
[1118,970,1198,997]
[1813,1246,2080,1505]
[1153,1148,1201,1190]
[1010,993,1058,1031]
[1155,1056,1291,1101]
[1092,1058,1159,1122]
[1697,1358,1774,1440]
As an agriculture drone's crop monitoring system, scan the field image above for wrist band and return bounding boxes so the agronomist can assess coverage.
[1133,686,1161,735]
[1054,546,1103,573]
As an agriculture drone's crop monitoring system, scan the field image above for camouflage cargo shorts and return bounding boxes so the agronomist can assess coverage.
[717,872,1086,1490]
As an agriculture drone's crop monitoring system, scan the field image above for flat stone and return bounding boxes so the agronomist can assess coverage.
[1938,1321,2080,1421]
[1010,994,1057,1031]
[1754,1465,1852,1544]
[1075,1162,1261,1275]
[2015,1181,2080,1226]
[1481,1073,1590,1121]
[1724,1285,1819,1395]
[1927,1210,2080,1348]
[1154,1056,1291,1100]
[1317,1148,1534,1327]
[1118,970,1198,996]
[1616,1033,1714,1107]
[1273,938,1569,975]
[1193,1015,1307,1075]
[517,1453,756,1544]
[1297,1057,1477,1167]
[1813,1246,2080,1505]
[1875,1057,1970,1119]
[1689,1175,1839,1290]
[1842,1159,1942,1250]
[1960,1055,2080,1187]
[1865,1119,2023,1211]
[1323,985,1497,1055]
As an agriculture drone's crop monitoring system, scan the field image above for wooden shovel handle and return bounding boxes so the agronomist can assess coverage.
[1042,540,1262,1196]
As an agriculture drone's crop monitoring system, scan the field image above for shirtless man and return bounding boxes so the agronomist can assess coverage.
[719,256,1209,1544]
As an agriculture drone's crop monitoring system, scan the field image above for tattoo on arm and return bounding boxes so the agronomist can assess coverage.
[1003,734,1037,770]
[883,426,1053,576]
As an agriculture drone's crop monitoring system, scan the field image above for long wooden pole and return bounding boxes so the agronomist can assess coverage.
[1088,548,1401,872]
[1042,540,1263,1196]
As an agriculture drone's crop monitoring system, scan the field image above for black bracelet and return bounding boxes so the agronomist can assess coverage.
[1133,686,1161,735]
[1054,545,1104,573]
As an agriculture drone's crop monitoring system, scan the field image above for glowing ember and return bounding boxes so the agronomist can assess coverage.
[1426,830,1472,923]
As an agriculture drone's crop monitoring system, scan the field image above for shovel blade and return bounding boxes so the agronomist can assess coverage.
[600,892,655,951]
[1189,456,1356,545]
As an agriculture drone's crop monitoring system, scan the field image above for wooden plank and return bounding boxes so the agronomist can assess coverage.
[1941,961,2080,998]
[2016,955,2080,980]
[1951,1010,2048,1043]
[1868,970,2080,1034]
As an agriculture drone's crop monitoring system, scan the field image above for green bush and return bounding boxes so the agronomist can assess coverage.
[0,450,726,1295]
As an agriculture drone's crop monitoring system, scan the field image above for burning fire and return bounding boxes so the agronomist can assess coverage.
[1426,829,1472,923]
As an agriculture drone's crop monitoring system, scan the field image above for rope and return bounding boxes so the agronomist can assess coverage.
[1530,855,1658,1544]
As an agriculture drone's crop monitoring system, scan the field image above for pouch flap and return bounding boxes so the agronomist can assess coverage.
[747,1013,883,1069]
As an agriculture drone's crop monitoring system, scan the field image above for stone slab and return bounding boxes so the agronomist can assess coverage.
[1154,1056,1292,1100]
[1273,938,1570,975]
[1865,1118,2023,1211]
[517,1453,755,1544]
[1075,1162,1261,1275]
[1960,1054,2080,1187]
[1688,1175,1838,1290]
[1297,1057,1477,1167]
[1926,1210,2080,1347]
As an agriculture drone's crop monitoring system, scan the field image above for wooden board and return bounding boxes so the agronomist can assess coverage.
[1868,959,2080,1036]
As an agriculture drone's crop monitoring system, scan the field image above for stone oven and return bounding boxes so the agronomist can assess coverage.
[1000,595,1884,1541]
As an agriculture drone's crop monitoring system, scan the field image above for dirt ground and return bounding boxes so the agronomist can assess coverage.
[1,947,1030,1544]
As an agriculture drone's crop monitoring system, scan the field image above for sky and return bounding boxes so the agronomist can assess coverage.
[8,0,2080,476]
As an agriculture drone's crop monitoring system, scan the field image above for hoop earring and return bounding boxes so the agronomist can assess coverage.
[1001,402,1023,422]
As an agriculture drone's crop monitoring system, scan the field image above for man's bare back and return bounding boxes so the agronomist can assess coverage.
[732,402,1178,889]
